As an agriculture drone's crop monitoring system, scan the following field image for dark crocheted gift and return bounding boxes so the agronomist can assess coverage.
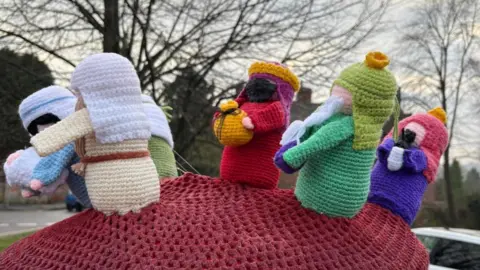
[0,173,428,269]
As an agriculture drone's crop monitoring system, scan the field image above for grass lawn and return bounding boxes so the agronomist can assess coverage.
[0,231,35,252]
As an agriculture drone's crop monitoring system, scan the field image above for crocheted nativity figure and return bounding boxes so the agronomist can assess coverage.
[4,86,91,207]
[216,61,300,189]
[30,53,159,215]
[275,52,398,218]
[368,107,449,225]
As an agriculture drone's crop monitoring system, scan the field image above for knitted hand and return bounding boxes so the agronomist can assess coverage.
[274,141,298,174]
[242,117,254,130]
[387,146,404,171]
[20,169,69,198]
[401,148,427,173]
[378,138,427,173]
[30,169,69,193]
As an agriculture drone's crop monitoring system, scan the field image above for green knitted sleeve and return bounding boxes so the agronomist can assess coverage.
[283,116,354,169]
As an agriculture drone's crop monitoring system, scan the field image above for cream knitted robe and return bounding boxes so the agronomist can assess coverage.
[31,108,160,215]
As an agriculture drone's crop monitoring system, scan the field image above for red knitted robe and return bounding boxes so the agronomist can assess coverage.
[0,173,429,269]
[220,100,285,189]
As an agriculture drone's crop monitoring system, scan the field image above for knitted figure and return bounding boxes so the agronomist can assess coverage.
[275,52,398,218]
[368,108,448,225]
[1,173,429,269]
[30,53,159,215]
[219,61,300,189]
[141,94,178,178]
[4,86,91,206]
[0,55,430,270]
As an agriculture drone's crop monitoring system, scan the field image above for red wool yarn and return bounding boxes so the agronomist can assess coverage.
[220,101,285,189]
[0,173,428,269]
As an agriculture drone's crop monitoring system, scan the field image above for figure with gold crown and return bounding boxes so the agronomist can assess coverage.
[213,61,300,189]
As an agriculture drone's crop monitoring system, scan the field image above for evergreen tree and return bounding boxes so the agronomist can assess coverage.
[162,67,221,175]
[0,49,54,160]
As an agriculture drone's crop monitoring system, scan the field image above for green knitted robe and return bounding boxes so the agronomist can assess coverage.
[283,114,376,218]
[148,136,178,178]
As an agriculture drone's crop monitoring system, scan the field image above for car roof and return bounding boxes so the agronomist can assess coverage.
[413,227,480,245]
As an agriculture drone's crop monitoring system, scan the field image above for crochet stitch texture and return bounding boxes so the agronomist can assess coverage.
[283,114,376,217]
[18,85,77,130]
[219,61,298,189]
[213,100,253,146]
[333,52,397,150]
[31,53,160,215]
[384,111,448,183]
[32,143,92,207]
[148,136,178,178]
[70,53,151,144]
[220,101,285,189]
[369,109,449,225]
[0,173,429,269]
[248,62,300,92]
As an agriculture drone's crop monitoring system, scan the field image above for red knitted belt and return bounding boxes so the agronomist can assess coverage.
[81,151,150,163]
[72,151,150,176]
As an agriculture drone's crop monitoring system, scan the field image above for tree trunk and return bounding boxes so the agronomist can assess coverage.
[103,0,120,53]
[443,141,456,226]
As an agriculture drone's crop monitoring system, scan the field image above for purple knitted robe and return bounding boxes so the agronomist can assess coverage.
[367,138,428,225]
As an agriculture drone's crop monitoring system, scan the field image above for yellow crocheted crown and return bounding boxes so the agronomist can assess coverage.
[248,62,300,92]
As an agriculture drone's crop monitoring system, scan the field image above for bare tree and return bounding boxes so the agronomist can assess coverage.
[0,0,389,91]
[395,0,480,225]
[0,0,390,174]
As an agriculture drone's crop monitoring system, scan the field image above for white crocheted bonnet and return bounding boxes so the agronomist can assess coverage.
[18,86,77,130]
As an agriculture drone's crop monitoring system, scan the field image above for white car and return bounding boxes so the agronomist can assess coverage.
[413,227,480,270]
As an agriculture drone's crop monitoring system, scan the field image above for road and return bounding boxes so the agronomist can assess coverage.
[0,209,75,235]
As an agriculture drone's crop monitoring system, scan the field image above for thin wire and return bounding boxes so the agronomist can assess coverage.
[173,150,200,174]
[176,165,187,174]
[175,161,188,174]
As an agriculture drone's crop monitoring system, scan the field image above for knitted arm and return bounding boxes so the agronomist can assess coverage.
[31,143,76,186]
[31,108,93,156]
[403,148,427,173]
[249,101,285,133]
[234,96,248,107]
[283,116,353,169]
[376,138,395,165]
